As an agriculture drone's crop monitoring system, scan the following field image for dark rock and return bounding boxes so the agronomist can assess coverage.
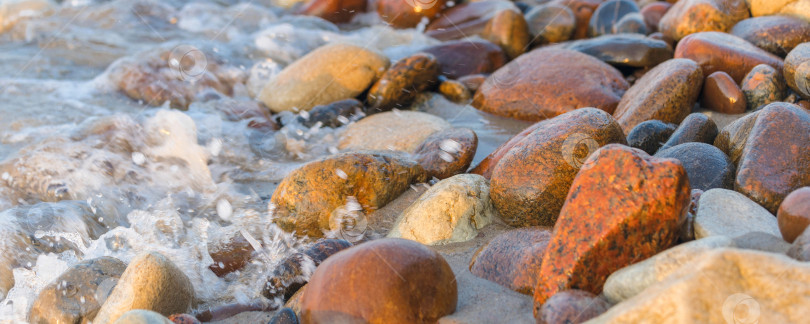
[269,308,299,324]
[613,13,648,35]
[713,110,760,166]
[655,142,735,191]
[263,239,352,301]
[657,113,718,152]
[297,99,365,128]
[741,64,787,111]
[422,40,508,80]
[556,33,673,68]
[209,232,254,277]
[412,127,478,180]
[587,0,640,37]
[626,120,677,155]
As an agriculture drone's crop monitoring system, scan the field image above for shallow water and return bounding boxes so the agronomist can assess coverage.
[0,0,529,321]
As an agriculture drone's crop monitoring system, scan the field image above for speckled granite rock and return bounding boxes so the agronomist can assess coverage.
[741,64,787,111]
[534,144,690,311]
[367,53,439,112]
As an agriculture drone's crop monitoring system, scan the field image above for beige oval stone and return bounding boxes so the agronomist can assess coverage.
[387,174,495,245]
[338,111,450,153]
[258,43,390,113]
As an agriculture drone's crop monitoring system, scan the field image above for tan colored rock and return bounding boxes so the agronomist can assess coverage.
[258,44,390,113]
[93,252,194,324]
[338,111,450,153]
[749,0,810,21]
[590,248,810,323]
[113,310,173,324]
[388,174,495,245]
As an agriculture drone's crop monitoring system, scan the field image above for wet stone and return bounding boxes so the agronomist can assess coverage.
[28,257,126,324]
[614,58,704,134]
[422,40,508,80]
[299,238,457,323]
[367,53,440,112]
[377,0,445,28]
[268,308,299,324]
[741,64,787,111]
[270,151,427,237]
[412,127,478,180]
[294,0,367,23]
[730,15,810,57]
[735,102,810,213]
[556,34,673,68]
[674,31,784,84]
[587,0,640,37]
[658,0,750,41]
[784,43,810,99]
[469,227,552,295]
[438,79,472,103]
[425,0,520,41]
[713,110,760,166]
[657,113,718,152]
[534,144,689,310]
[701,71,747,114]
[472,48,628,122]
[488,108,627,227]
[482,8,530,60]
[778,187,810,243]
[613,13,647,35]
[626,120,677,155]
[296,99,365,128]
[339,110,450,153]
[208,232,253,277]
[263,239,352,301]
[655,143,735,191]
[640,1,672,33]
[551,0,603,40]
[525,3,576,45]
[537,290,610,324]
[457,74,487,93]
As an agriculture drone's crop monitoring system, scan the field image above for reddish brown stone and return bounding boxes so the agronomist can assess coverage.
[472,48,628,122]
[169,314,200,324]
[208,232,253,277]
[701,71,747,114]
[640,2,672,33]
[730,15,810,57]
[438,79,471,103]
[536,290,610,324]
[550,0,604,39]
[658,0,750,41]
[457,74,487,93]
[377,0,446,28]
[614,58,704,135]
[674,31,785,83]
[367,53,439,112]
[294,0,367,24]
[778,187,810,243]
[489,108,627,227]
[413,127,478,179]
[271,152,427,237]
[482,8,530,60]
[469,227,552,295]
[422,40,507,80]
[785,43,810,99]
[425,0,519,41]
[299,238,457,323]
[800,100,810,111]
[533,144,689,311]
[741,64,787,111]
[736,102,810,214]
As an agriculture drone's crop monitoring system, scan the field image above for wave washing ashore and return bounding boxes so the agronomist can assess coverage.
[1,0,810,323]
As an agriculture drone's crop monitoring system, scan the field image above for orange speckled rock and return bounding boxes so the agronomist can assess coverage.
[472,48,628,122]
[377,0,446,28]
[658,0,750,41]
[533,144,690,312]
[270,151,427,237]
[489,108,627,227]
[413,127,478,180]
[735,102,810,214]
[469,227,552,295]
[300,238,457,323]
[674,31,784,83]
[613,58,704,135]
